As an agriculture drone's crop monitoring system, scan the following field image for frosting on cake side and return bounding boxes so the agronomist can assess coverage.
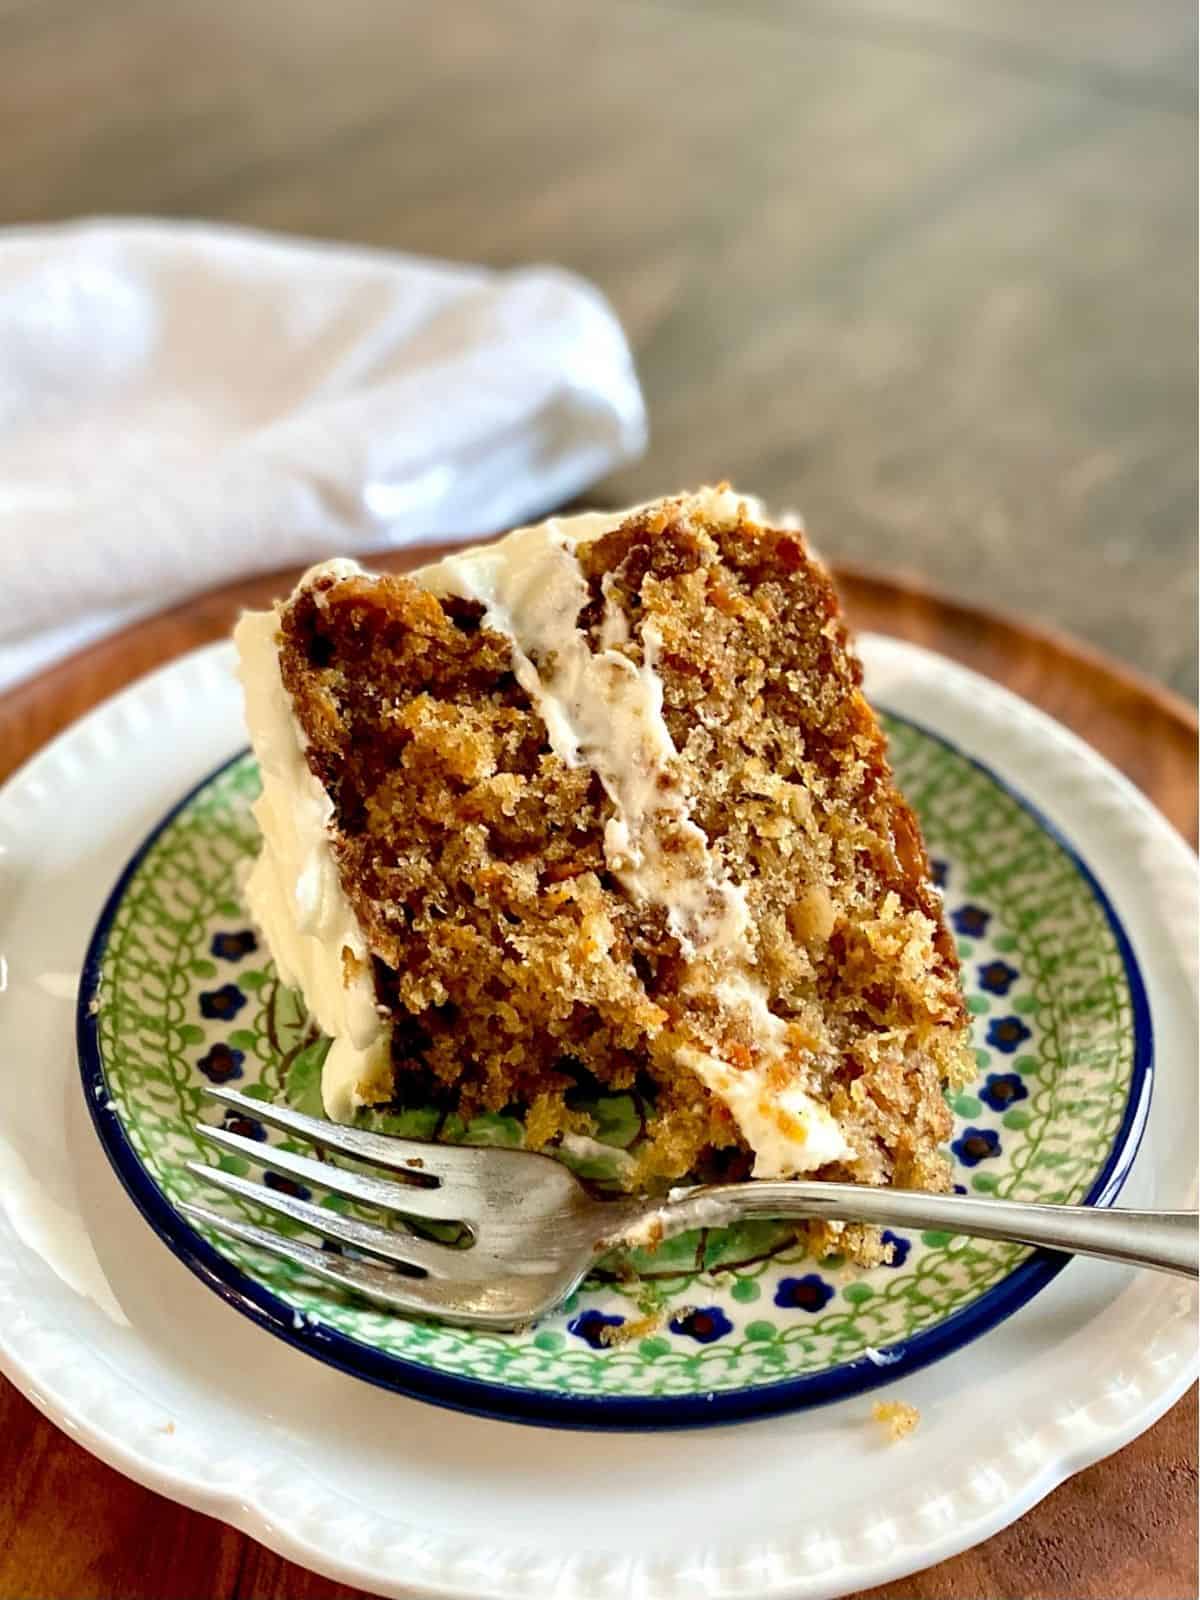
[235,563,391,1121]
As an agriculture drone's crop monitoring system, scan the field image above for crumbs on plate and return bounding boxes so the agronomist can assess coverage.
[872,1399,920,1441]
[597,1308,664,1347]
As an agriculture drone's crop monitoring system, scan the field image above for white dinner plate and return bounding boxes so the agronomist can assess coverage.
[0,634,1195,1600]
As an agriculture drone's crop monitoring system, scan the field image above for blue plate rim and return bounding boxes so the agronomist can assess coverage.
[76,712,1154,1431]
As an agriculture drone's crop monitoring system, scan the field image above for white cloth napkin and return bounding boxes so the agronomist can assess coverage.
[0,219,647,692]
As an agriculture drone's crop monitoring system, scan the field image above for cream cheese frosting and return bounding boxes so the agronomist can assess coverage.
[235,565,391,1121]
[235,490,852,1173]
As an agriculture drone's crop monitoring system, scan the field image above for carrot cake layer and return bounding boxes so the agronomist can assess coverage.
[235,487,972,1208]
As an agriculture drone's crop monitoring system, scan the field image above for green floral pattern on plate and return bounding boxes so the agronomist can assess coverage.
[89,716,1137,1401]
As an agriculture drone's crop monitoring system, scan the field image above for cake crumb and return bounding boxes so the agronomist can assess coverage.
[159,1421,176,1435]
[620,1214,665,1253]
[87,995,100,1016]
[872,1399,920,1440]
[598,1308,664,1346]
[863,1345,901,1367]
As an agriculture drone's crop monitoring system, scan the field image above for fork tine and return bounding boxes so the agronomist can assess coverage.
[185,1161,473,1277]
[176,1201,542,1330]
[198,1083,508,1183]
[193,1122,473,1222]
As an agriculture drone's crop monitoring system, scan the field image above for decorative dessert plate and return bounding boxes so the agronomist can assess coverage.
[2,634,1194,1600]
[76,708,1151,1427]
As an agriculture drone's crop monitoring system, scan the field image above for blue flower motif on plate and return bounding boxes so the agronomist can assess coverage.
[669,1306,733,1344]
[978,960,1019,996]
[951,904,990,937]
[568,1309,625,1349]
[222,1109,266,1140]
[199,983,247,1021]
[881,1230,910,1267]
[196,1043,245,1083]
[952,1126,1002,1166]
[774,1274,835,1312]
[263,1170,311,1201]
[987,1015,1032,1054]
[211,929,258,962]
[980,1072,1029,1112]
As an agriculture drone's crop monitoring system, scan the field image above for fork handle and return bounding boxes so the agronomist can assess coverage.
[652,1182,1198,1279]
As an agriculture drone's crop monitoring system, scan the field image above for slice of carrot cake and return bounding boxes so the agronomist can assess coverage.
[234,486,972,1205]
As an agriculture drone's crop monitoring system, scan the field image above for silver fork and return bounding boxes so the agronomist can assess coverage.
[183,1084,1198,1330]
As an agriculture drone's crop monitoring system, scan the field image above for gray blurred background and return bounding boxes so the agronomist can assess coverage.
[4,0,1195,695]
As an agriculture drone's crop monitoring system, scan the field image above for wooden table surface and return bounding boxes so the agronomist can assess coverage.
[1,555,1196,1600]
[0,2,1195,1595]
